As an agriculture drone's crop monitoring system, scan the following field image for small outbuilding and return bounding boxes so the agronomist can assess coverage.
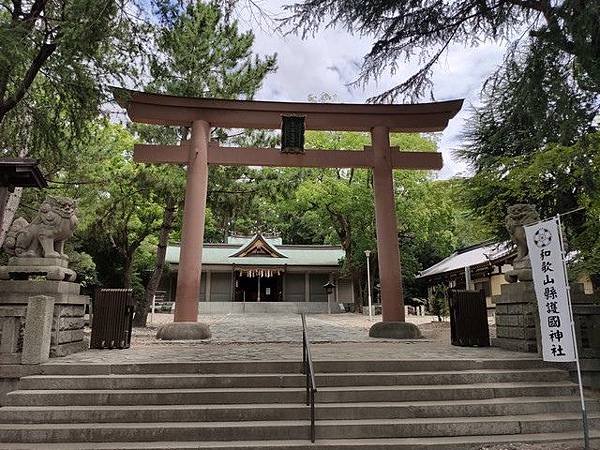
[417,241,596,312]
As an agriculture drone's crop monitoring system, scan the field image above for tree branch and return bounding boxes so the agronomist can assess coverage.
[0,41,57,121]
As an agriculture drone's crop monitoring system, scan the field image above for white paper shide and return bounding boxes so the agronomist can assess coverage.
[524,218,576,362]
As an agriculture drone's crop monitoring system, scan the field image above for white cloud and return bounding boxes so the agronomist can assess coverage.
[235,1,507,178]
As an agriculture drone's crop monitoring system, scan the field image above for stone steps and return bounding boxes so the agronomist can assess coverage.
[18,368,569,389]
[1,397,593,423]
[37,358,552,375]
[3,381,580,406]
[1,432,600,450]
[1,413,598,443]
[0,359,596,449]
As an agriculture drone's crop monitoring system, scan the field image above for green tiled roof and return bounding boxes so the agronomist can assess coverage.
[166,235,344,267]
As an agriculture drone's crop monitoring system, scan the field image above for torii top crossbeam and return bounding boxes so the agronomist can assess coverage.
[114,88,463,132]
[115,88,463,334]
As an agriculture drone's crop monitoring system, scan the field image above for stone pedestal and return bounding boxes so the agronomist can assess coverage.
[0,280,89,365]
[493,282,598,354]
[0,257,76,282]
[492,282,539,353]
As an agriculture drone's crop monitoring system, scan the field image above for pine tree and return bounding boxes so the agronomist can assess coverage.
[131,1,277,326]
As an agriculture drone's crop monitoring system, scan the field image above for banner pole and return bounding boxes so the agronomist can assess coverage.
[556,214,590,449]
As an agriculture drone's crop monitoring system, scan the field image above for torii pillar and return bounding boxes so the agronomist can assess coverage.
[174,120,209,322]
[367,126,421,338]
[372,126,404,322]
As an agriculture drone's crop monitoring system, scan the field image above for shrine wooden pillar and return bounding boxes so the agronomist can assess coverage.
[174,120,209,322]
[371,126,405,322]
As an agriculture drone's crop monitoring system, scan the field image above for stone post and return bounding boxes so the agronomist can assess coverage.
[21,295,54,365]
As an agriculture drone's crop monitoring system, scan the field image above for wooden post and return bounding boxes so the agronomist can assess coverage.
[174,120,209,322]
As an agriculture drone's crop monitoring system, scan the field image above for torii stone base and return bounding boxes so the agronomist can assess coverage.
[369,321,423,339]
[156,322,211,340]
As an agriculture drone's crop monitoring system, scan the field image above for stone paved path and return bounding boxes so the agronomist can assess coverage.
[143,313,434,344]
[47,313,527,365]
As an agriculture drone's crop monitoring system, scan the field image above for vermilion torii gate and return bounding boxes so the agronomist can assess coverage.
[115,89,463,337]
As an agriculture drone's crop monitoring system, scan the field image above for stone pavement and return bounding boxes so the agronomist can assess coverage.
[143,313,439,344]
[142,312,489,343]
[44,313,529,365]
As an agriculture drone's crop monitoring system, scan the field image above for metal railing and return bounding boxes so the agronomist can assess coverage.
[301,313,317,443]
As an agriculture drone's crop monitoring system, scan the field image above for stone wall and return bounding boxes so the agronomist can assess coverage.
[492,282,539,353]
[0,304,26,364]
[493,280,600,389]
[0,280,88,365]
[51,303,87,357]
[493,282,598,354]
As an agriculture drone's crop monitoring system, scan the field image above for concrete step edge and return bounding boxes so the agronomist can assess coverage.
[23,368,567,380]
[7,381,578,396]
[0,395,591,411]
[0,431,598,450]
[37,358,548,374]
[1,412,598,430]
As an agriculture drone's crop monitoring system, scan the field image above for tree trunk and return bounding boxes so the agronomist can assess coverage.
[351,268,363,313]
[133,203,177,327]
[123,255,134,289]
[0,187,11,245]
[0,186,23,248]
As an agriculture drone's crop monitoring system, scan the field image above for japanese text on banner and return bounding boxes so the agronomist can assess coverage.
[524,218,575,362]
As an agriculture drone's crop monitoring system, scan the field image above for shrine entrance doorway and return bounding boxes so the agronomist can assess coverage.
[234,270,283,303]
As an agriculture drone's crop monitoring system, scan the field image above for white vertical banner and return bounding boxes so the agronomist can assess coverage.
[524,218,576,362]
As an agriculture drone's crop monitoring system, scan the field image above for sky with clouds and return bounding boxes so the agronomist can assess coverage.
[234,0,509,179]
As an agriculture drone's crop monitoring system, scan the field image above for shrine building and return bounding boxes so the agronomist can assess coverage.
[161,234,353,313]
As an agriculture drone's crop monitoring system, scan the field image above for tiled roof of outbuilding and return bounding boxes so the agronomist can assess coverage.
[417,241,513,278]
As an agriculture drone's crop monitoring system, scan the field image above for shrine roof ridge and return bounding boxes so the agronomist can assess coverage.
[112,87,464,132]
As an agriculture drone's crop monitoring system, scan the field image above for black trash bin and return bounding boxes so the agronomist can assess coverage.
[90,289,135,349]
[448,289,490,347]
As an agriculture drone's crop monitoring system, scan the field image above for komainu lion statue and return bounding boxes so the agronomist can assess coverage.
[3,196,78,259]
[504,204,540,283]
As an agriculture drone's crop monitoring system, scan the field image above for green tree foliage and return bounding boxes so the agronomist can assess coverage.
[149,0,276,99]
[284,0,600,101]
[427,284,449,321]
[460,37,600,274]
[0,0,145,158]
[0,0,143,124]
[127,1,277,325]
[0,0,146,249]
[50,122,166,289]
[459,41,598,168]
[465,131,600,272]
